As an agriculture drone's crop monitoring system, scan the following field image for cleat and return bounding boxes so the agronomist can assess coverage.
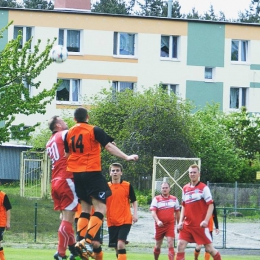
[54,252,68,260]
[69,254,82,260]
[75,240,95,259]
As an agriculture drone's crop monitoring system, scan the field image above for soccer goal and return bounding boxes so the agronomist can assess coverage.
[152,157,201,203]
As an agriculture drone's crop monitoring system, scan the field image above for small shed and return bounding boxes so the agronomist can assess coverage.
[0,143,32,182]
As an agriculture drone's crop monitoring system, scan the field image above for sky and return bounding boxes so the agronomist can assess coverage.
[178,0,253,19]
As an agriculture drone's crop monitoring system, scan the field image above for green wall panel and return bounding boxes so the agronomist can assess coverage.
[0,10,9,51]
[250,82,260,88]
[187,22,225,67]
[250,64,260,70]
[186,80,223,111]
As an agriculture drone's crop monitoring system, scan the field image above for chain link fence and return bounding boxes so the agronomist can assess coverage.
[152,157,201,204]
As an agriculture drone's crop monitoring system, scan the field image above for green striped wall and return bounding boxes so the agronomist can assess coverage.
[0,10,9,51]
[187,22,225,67]
[186,80,223,111]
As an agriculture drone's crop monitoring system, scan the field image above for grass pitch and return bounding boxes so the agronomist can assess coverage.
[4,247,260,260]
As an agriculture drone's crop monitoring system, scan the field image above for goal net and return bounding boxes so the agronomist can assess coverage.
[152,157,201,203]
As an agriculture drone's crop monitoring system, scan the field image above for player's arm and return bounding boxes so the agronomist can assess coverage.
[129,184,138,223]
[64,131,69,157]
[177,205,185,231]
[4,194,12,230]
[94,127,138,161]
[213,202,220,234]
[200,203,214,228]
[175,210,180,225]
[151,210,163,226]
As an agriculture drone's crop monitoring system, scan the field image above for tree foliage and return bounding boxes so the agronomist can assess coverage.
[92,0,131,15]
[0,23,59,144]
[22,0,54,10]
[0,0,22,7]
[88,87,195,179]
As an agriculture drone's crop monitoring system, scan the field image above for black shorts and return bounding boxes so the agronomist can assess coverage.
[0,227,5,241]
[73,171,111,204]
[108,224,131,248]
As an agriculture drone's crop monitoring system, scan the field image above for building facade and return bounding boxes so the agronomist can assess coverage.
[1,5,260,132]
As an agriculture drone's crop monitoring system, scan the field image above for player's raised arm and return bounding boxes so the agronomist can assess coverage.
[105,142,138,161]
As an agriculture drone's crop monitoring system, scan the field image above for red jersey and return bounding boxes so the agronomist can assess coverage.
[150,195,180,224]
[182,182,213,227]
[46,130,73,180]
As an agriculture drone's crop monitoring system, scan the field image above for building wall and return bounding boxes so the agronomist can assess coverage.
[1,9,260,130]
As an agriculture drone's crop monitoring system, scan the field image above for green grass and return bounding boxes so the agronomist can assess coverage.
[3,247,260,260]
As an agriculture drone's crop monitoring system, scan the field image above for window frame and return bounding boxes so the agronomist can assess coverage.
[204,67,215,82]
[229,87,248,110]
[160,35,180,60]
[112,81,136,92]
[231,39,249,63]
[13,26,34,50]
[113,32,137,58]
[56,79,81,104]
[161,83,179,96]
[58,29,82,54]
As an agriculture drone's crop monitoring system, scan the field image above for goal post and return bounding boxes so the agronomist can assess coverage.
[152,157,201,203]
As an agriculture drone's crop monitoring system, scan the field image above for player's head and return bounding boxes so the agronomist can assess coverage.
[48,116,68,132]
[109,163,123,181]
[188,164,200,182]
[74,107,88,123]
[161,182,170,195]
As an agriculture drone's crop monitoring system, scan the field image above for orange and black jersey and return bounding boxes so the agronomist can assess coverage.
[64,122,114,172]
[106,180,137,227]
[0,191,12,227]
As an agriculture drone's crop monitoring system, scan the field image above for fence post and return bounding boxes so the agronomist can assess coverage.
[234,181,238,214]
[223,207,227,249]
[34,202,38,242]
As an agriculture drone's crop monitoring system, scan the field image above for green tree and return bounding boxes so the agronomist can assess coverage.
[0,0,22,7]
[161,0,182,18]
[22,0,54,10]
[0,24,59,144]
[191,104,243,183]
[92,0,131,15]
[203,5,217,21]
[88,87,195,179]
[185,7,201,19]
[137,0,164,16]
[238,0,260,23]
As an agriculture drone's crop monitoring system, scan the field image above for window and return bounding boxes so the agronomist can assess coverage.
[13,26,33,49]
[59,29,81,53]
[231,40,248,62]
[230,87,247,109]
[204,67,215,81]
[161,35,179,59]
[112,81,135,92]
[56,79,81,103]
[113,32,137,56]
[22,78,32,100]
[161,84,179,95]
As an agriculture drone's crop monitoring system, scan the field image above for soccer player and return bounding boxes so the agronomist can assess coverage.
[106,162,138,260]
[64,107,138,259]
[46,116,78,260]
[150,182,180,260]
[194,201,219,260]
[0,190,12,260]
[75,203,104,260]
[176,164,222,260]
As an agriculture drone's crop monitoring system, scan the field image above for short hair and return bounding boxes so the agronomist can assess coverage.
[161,182,170,188]
[189,164,200,171]
[109,162,123,172]
[74,107,88,122]
[48,116,59,132]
